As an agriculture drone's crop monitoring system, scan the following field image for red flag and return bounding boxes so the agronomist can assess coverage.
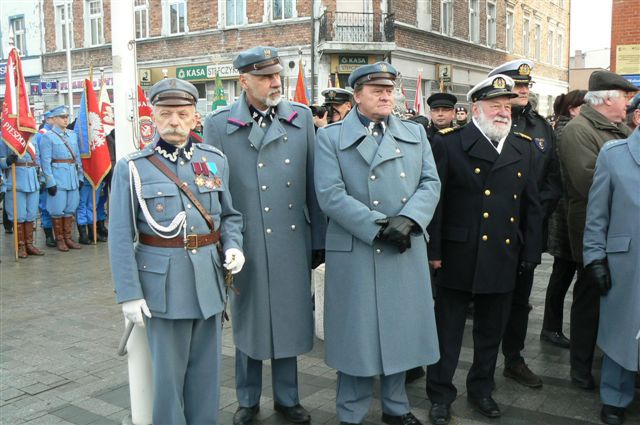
[138,85,155,149]
[293,60,309,105]
[80,79,111,188]
[1,48,37,158]
[413,71,424,116]
[98,82,114,135]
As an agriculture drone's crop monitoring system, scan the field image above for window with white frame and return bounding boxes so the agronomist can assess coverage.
[55,2,74,50]
[272,0,295,21]
[506,8,514,53]
[534,21,541,61]
[486,1,496,47]
[224,0,246,26]
[469,0,480,43]
[85,0,104,46]
[135,0,149,39]
[417,0,432,31]
[522,16,530,58]
[9,16,26,55]
[556,30,564,66]
[441,0,453,36]
[547,25,555,64]
[167,0,187,34]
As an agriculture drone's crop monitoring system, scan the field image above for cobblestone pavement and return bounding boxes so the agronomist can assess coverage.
[1,227,639,425]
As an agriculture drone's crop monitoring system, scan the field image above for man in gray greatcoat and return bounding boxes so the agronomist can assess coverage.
[204,46,325,425]
[315,62,441,425]
[583,102,640,425]
[109,78,244,424]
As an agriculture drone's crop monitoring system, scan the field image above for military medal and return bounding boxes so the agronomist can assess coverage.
[193,162,206,186]
[195,175,205,187]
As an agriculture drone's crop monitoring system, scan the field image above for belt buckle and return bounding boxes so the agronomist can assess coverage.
[185,234,198,249]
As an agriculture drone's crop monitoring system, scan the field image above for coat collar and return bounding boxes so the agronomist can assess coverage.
[461,122,499,163]
[339,109,418,150]
[628,127,640,167]
[580,104,631,135]
[226,93,301,135]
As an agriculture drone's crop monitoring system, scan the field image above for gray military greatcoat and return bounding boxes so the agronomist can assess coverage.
[204,93,325,360]
[315,109,441,377]
[583,128,640,372]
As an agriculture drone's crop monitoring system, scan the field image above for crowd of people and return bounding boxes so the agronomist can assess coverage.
[2,46,639,425]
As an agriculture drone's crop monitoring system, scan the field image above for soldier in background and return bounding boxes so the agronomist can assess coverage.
[455,106,468,126]
[425,93,457,140]
[204,46,325,425]
[313,87,353,129]
[35,113,56,247]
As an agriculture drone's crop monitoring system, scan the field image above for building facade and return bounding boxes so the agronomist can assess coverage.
[35,0,569,118]
[610,0,639,87]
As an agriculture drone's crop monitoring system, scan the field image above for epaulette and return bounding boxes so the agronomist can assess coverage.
[195,142,225,157]
[208,105,231,118]
[125,149,154,162]
[601,138,627,151]
[514,132,532,141]
[289,101,312,111]
[324,121,341,129]
[438,126,461,135]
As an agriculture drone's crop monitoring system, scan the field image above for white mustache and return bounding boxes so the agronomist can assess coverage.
[268,89,281,97]
[159,127,189,137]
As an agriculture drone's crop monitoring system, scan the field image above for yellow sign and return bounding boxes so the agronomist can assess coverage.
[616,44,640,75]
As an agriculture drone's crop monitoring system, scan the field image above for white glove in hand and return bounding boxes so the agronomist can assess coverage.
[122,299,152,327]
[224,248,245,274]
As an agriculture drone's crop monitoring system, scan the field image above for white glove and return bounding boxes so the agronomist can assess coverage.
[122,299,152,327]
[224,248,245,274]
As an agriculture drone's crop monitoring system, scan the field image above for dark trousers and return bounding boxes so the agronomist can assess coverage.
[426,287,512,404]
[502,268,535,366]
[570,264,600,375]
[542,256,577,332]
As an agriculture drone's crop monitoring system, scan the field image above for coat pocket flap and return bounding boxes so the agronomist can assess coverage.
[605,236,631,253]
[137,255,170,274]
[141,183,179,199]
[443,226,469,242]
[325,233,353,252]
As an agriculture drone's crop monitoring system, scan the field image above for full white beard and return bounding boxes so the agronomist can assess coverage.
[477,107,511,141]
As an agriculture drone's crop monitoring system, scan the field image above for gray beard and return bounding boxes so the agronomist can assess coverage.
[476,108,511,140]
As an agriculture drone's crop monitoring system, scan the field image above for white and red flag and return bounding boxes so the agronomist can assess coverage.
[137,85,155,149]
[1,48,37,158]
[413,71,424,116]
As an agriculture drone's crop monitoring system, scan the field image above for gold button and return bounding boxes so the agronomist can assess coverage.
[400,172,406,178]
[474,167,481,174]
[513,194,518,200]
[482,235,488,241]
[258,163,264,168]
[291,225,296,231]
[510,217,515,223]
[517,172,522,178]
[284,159,291,164]
[483,212,489,219]
[505,239,511,245]
[191,249,197,254]
[484,189,491,196]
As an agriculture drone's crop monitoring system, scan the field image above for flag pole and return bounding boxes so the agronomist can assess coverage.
[92,189,97,244]
[11,165,19,261]
[65,0,73,117]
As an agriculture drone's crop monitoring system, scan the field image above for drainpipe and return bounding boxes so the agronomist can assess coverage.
[310,0,316,102]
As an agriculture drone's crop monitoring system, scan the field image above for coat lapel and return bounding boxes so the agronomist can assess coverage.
[226,93,253,136]
[339,109,372,164]
[370,116,415,170]
[628,128,640,167]
[492,133,525,171]
[463,123,499,164]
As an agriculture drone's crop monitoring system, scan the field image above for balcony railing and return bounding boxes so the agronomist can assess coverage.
[319,12,395,43]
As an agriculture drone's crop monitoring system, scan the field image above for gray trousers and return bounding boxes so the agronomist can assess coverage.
[235,348,299,407]
[145,315,222,425]
[600,354,635,408]
[336,371,410,423]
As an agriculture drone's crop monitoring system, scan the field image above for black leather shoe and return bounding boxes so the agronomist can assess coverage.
[382,412,423,425]
[467,395,501,418]
[405,366,426,384]
[339,422,361,425]
[540,329,570,348]
[503,362,543,388]
[601,405,625,425]
[274,402,310,423]
[429,403,451,425]
[233,404,259,425]
[570,370,595,390]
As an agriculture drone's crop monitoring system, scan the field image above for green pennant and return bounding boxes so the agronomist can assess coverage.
[212,71,227,111]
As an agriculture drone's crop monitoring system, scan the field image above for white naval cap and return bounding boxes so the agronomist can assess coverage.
[467,74,518,103]
[488,59,535,84]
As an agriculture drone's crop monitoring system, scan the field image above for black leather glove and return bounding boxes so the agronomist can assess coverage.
[311,249,325,269]
[79,181,84,190]
[5,153,18,166]
[375,215,416,253]
[47,185,57,196]
[518,261,538,274]
[585,258,611,296]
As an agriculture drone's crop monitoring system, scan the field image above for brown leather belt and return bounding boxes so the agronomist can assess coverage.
[15,162,37,167]
[52,159,75,164]
[139,231,221,249]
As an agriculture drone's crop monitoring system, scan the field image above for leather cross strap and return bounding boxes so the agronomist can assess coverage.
[146,155,215,231]
[51,131,78,162]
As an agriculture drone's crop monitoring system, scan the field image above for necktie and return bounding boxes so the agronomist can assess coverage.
[490,139,499,149]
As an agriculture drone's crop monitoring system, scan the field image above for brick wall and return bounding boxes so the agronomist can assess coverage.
[610,0,640,72]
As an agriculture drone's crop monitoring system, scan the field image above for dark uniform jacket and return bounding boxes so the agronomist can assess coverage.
[427,122,543,294]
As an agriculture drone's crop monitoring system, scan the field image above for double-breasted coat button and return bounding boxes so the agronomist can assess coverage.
[370,175,376,180]
[250,143,255,148]
[505,239,511,245]
[286,181,291,187]
[264,207,270,212]
[400,172,406,178]
[261,122,267,128]
[401,197,407,203]
[513,194,518,200]
[142,265,147,269]
[474,168,481,174]
[483,212,489,219]
[517,172,522,178]
[288,203,293,209]
[395,148,401,153]
[482,235,488,241]
[261,185,267,191]
[376,248,382,254]
[258,163,264,168]
[266,228,272,234]
[510,217,515,223]
[190,225,195,231]
[372,200,380,207]
[284,159,291,164]
[291,225,296,230]
[283,136,288,141]
[484,189,491,196]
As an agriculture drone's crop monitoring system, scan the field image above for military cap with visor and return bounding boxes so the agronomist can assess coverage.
[588,70,638,92]
[46,105,70,118]
[348,62,397,88]
[467,75,518,102]
[455,105,468,113]
[233,46,284,75]
[321,87,353,105]
[427,92,458,109]
[488,59,534,84]
[149,78,198,106]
